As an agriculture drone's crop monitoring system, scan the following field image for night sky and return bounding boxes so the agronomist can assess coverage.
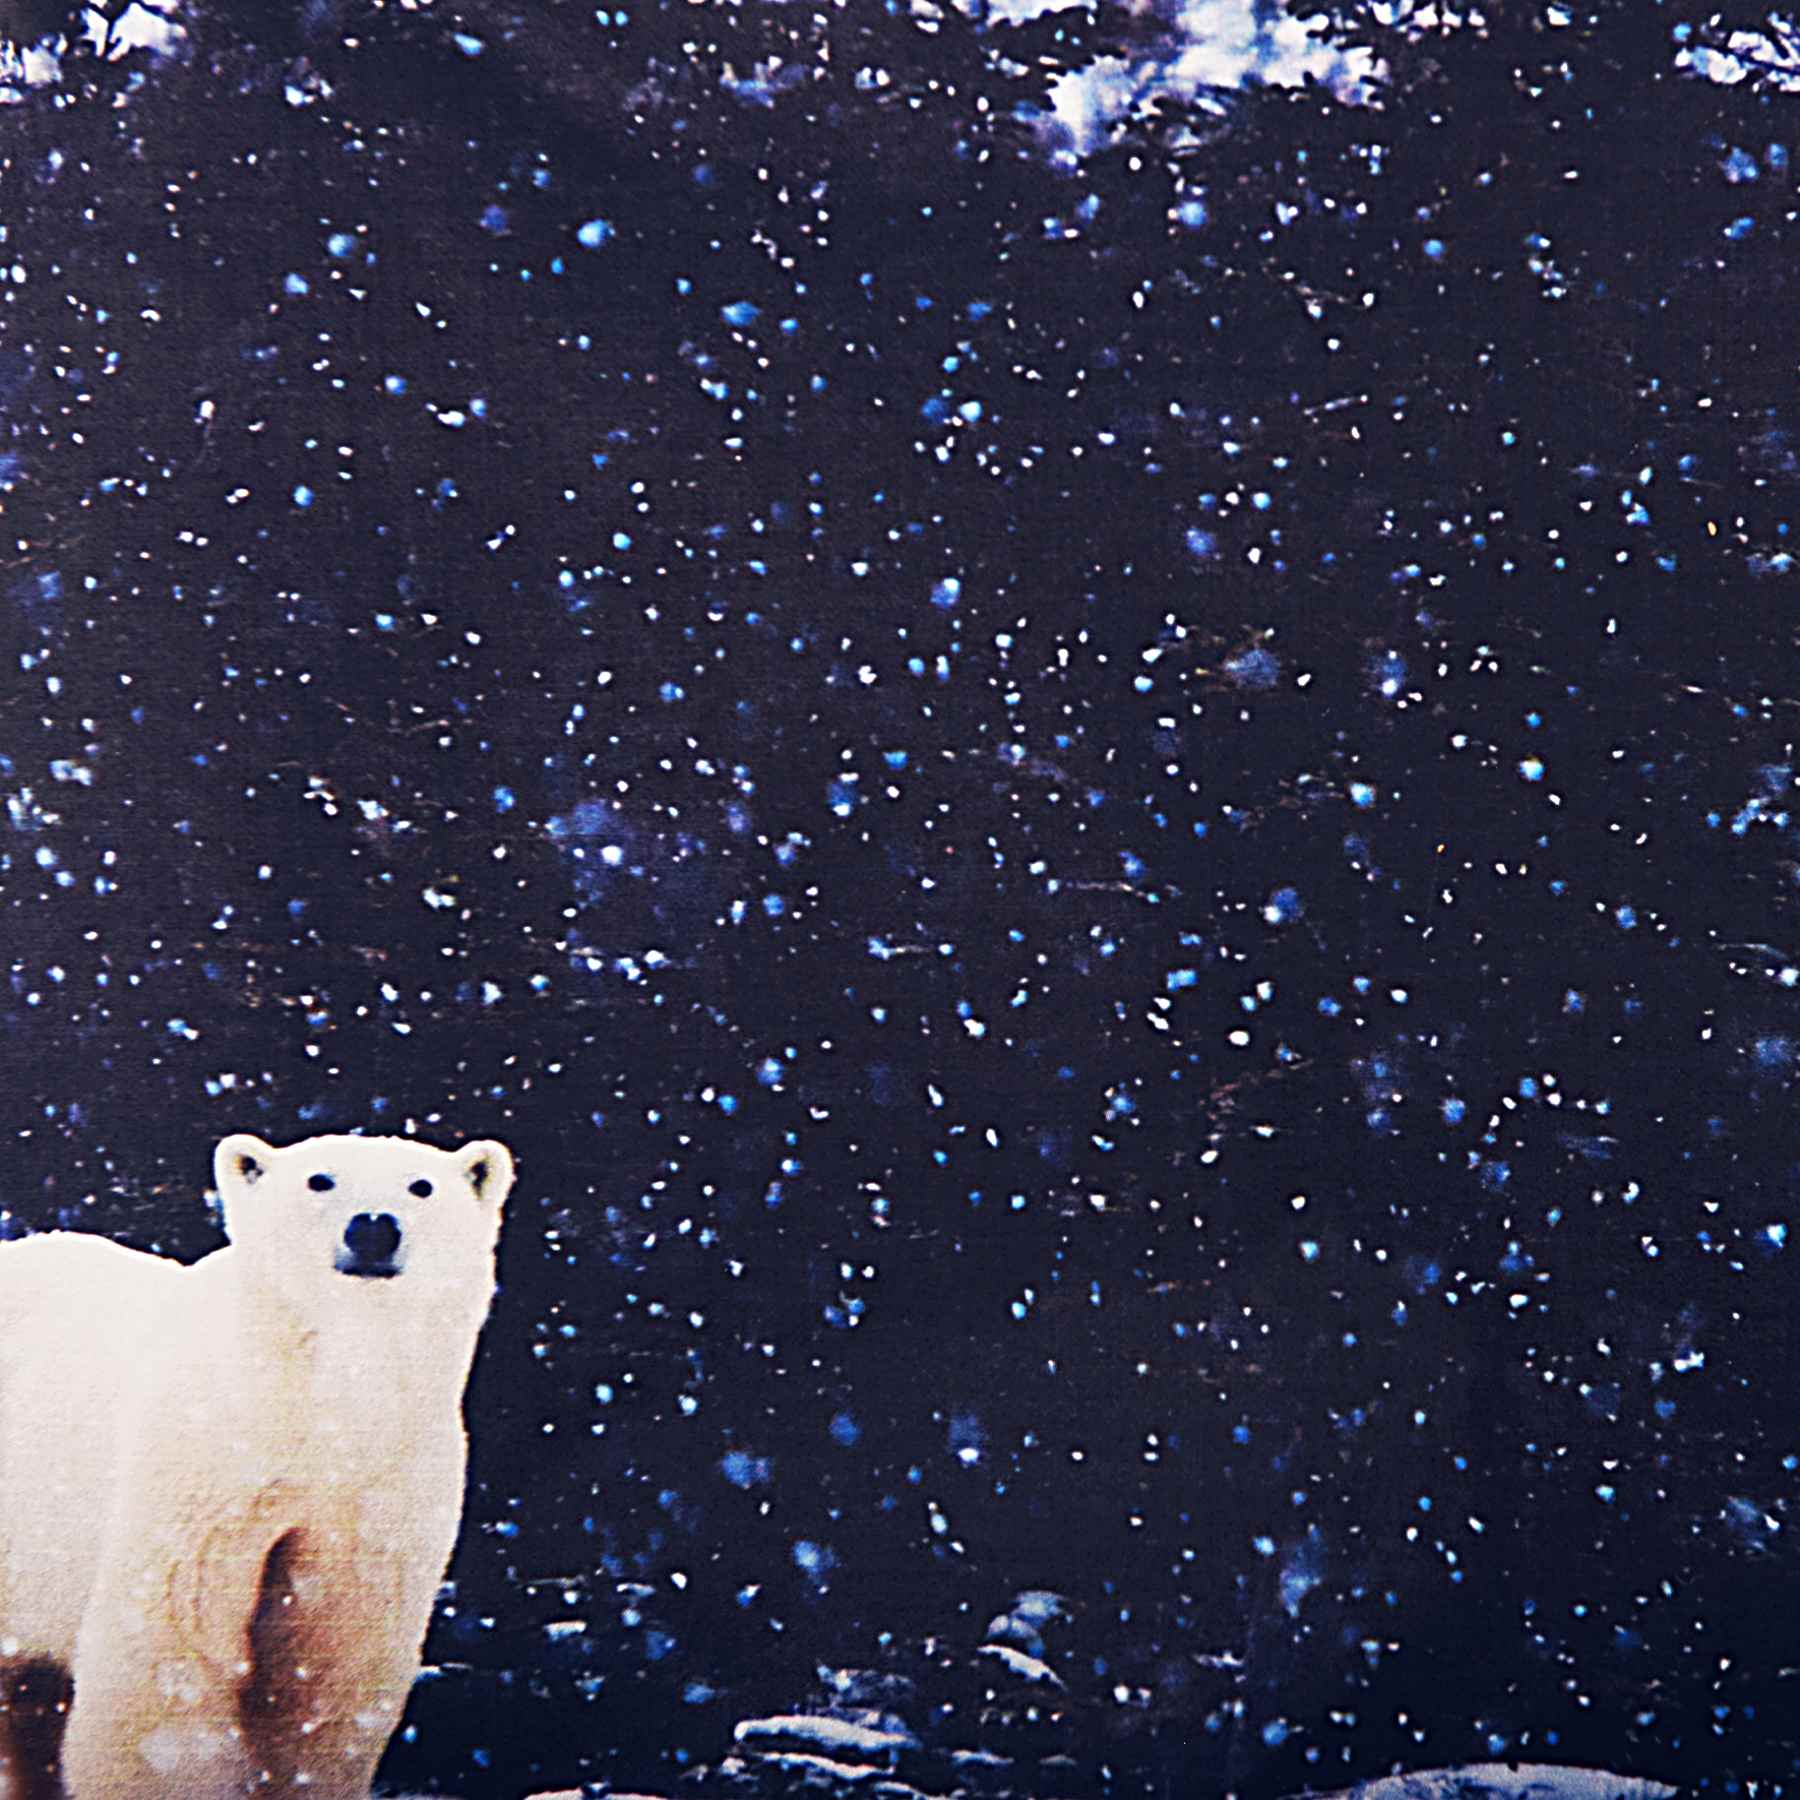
[4,2,1800,1795]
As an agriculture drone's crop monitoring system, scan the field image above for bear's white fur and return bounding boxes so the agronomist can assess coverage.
[0,1131,514,1800]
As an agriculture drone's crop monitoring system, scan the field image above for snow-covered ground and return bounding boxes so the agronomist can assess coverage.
[1295,1765,1679,1800]
[403,1762,1678,1800]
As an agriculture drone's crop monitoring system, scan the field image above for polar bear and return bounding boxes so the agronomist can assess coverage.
[0,1131,514,1800]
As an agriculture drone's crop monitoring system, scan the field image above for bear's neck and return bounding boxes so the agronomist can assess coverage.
[217,1255,488,1465]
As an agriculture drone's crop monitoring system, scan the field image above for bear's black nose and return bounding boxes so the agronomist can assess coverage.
[341,1211,402,1271]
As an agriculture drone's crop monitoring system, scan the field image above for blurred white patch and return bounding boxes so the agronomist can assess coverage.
[139,1724,229,1772]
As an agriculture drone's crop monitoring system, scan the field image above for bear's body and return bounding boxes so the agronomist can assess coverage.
[0,1132,513,1800]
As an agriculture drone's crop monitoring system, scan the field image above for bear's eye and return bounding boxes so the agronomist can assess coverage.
[408,1178,434,1198]
[308,1173,336,1193]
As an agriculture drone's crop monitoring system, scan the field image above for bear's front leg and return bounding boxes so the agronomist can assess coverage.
[60,1489,291,1800]
[61,1626,264,1798]
[237,1518,451,1800]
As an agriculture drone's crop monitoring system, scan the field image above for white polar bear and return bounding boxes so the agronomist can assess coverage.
[0,1131,514,1800]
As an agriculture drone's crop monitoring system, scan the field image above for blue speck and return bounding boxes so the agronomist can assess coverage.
[1225,648,1278,690]
[793,1539,833,1576]
[283,272,308,296]
[720,1451,767,1489]
[577,219,615,249]
[1442,1097,1466,1124]
[292,485,313,508]
[931,576,962,610]
[1264,886,1302,925]
[721,301,760,327]
[1423,237,1446,259]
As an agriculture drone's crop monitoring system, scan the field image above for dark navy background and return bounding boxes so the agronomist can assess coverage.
[3,3,1798,1793]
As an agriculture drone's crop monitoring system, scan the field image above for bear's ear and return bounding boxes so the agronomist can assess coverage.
[458,1140,515,1208]
[216,1133,277,1194]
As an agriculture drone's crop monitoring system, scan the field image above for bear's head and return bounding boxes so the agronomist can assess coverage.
[211,1132,514,1324]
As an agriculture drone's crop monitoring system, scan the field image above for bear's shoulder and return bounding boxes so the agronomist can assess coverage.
[0,1228,187,1292]
[0,1233,192,1415]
